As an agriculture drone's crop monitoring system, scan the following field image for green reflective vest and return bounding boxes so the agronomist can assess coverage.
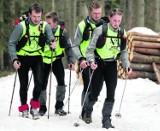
[43,25,64,64]
[79,20,96,58]
[96,24,126,59]
[16,20,46,56]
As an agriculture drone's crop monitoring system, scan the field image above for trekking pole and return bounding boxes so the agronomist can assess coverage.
[115,74,128,119]
[68,64,72,114]
[8,70,18,116]
[74,70,94,127]
[47,49,54,119]
[64,78,79,107]
[64,69,84,108]
[27,71,33,89]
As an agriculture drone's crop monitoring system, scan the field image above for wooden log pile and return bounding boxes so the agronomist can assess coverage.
[118,30,160,84]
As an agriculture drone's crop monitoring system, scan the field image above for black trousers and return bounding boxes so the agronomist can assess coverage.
[89,59,117,102]
[42,58,65,91]
[80,66,92,93]
[18,56,44,105]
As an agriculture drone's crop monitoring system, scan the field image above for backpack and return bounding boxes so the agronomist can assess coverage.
[53,23,67,48]
[82,16,109,42]
[14,11,29,26]
[96,23,126,51]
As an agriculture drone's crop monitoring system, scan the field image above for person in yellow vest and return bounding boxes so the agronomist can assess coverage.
[72,0,105,122]
[39,12,75,116]
[8,3,56,120]
[86,8,132,128]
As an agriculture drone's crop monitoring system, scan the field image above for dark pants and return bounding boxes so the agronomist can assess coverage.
[80,66,92,93]
[40,58,66,109]
[89,59,117,102]
[18,56,43,105]
[42,58,65,91]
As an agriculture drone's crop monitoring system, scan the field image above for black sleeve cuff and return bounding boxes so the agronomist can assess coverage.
[78,57,86,62]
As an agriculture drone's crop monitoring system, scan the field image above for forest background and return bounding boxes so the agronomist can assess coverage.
[0,0,160,73]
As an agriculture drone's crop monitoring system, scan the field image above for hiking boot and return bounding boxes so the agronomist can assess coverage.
[102,119,115,129]
[30,108,40,120]
[22,110,29,118]
[39,105,47,116]
[82,110,92,124]
[55,109,67,116]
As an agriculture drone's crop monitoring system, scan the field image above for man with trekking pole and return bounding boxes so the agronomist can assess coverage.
[85,8,132,129]
[8,3,55,120]
[39,11,75,117]
[72,0,105,122]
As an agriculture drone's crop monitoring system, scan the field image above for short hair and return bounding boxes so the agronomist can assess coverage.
[28,3,43,14]
[45,12,59,22]
[88,0,103,12]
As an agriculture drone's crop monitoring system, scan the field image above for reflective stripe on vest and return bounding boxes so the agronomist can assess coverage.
[43,25,64,64]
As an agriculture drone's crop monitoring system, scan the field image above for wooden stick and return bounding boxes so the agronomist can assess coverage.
[152,62,160,84]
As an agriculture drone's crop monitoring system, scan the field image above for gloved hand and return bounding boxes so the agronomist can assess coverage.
[80,60,88,69]
[50,40,56,50]
[68,64,75,70]
[13,59,21,70]
[125,67,132,75]
[90,61,98,70]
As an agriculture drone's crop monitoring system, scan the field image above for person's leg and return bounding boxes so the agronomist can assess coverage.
[18,56,30,118]
[82,59,104,123]
[39,63,50,116]
[102,61,117,129]
[30,56,44,119]
[52,59,67,116]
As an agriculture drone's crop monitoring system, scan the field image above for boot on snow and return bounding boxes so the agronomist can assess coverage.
[30,99,40,120]
[18,104,29,118]
[39,105,47,116]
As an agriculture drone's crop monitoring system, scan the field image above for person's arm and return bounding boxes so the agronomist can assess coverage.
[86,26,102,63]
[8,23,23,61]
[72,25,83,61]
[120,30,129,69]
[64,29,75,64]
[45,23,54,43]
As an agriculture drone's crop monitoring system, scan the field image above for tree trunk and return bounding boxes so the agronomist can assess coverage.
[154,0,160,31]
[130,63,156,72]
[152,62,160,84]
[132,41,160,49]
[129,52,160,64]
[134,47,160,56]
[128,70,156,81]
[129,35,160,43]
[136,0,145,26]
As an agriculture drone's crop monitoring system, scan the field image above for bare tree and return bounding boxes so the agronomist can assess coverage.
[154,0,160,31]
[136,0,145,26]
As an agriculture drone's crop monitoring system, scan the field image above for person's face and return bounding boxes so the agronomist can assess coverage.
[89,7,102,21]
[109,14,122,29]
[46,18,57,29]
[29,10,42,24]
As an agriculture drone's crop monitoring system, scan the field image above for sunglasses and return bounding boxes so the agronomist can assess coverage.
[112,8,123,13]
[109,8,123,16]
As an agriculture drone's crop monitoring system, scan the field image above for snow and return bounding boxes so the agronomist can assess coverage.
[0,70,160,131]
[128,27,159,35]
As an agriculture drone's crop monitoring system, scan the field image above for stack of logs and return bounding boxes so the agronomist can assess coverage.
[118,32,160,84]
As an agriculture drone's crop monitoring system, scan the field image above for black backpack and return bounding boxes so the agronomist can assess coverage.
[53,23,67,48]
[96,23,126,51]
[82,16,107,42]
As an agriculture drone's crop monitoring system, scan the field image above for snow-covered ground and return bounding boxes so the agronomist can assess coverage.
[0,70,160,131]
